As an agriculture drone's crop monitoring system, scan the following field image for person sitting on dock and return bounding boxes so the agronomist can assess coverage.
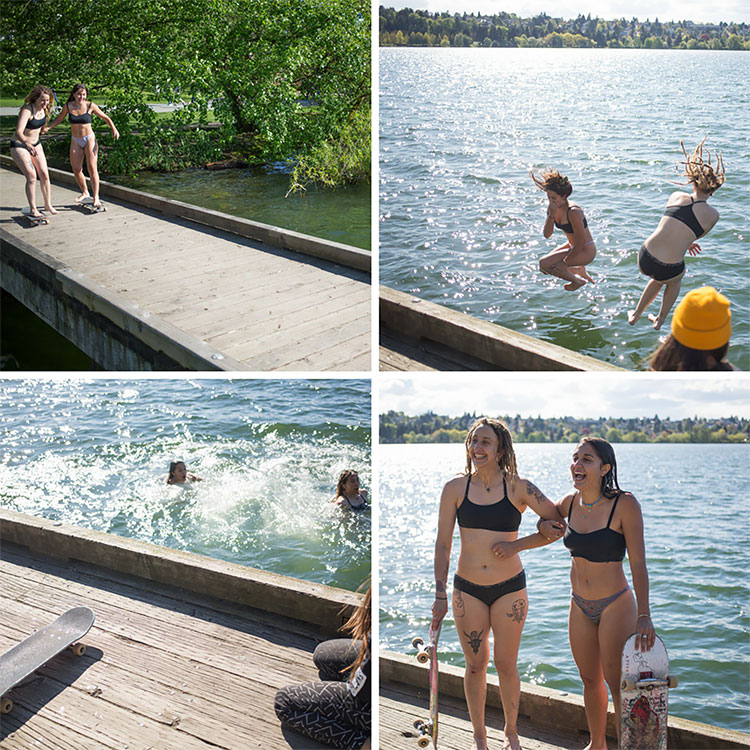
[628,138,724,330]
[45,83,120,209]
[432,418,565,750]
[165,460,202,485]
[332,470,368,510]
[10,85,59,219]
[531,169,596,291]
[275,585,371,749]
[649,286,737,371]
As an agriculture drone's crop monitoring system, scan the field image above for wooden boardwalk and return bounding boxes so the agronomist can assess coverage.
[0,165,370,371]
[0,542,332,749]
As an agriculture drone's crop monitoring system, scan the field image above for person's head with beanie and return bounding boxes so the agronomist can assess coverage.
[650,287,734,371]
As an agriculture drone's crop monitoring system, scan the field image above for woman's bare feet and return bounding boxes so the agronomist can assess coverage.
[627,310,641,325]
[503,729,522,750]
[473,736,489,750]
[647,312,665,330]
[75,192,90,203]
[564,278,586,291]
[44,205,59,215]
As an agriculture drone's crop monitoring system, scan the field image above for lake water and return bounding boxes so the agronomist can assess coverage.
[379,442,749,731]
[0,379,371,592]
[380,48,749,369]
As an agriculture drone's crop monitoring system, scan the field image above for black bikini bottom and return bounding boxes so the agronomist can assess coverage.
[638,244,685,282]
[453,570,526,607]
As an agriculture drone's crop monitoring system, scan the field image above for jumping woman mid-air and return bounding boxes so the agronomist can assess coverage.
[431,418,565,750]
[10,85,58,219]
[46,83,120,208]
[628,138,724,330]
[531,169,596,291]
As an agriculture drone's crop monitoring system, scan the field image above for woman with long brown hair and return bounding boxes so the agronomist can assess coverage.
[628,138,725,330]
[431,418,565,750]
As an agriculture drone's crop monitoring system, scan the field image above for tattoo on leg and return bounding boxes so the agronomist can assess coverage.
[463,629,484,655]
[525,480,549,506]
[506,599,527,624]
[454,591,465,618]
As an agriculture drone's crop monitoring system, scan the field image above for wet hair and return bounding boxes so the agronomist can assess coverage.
[167,460,186,483]
[23,85,53,121]
[341,581,371,678]
[649,335,732,372]
[66,83,89,103]
[336,469,359,497]
[531,169,573,198]
[675,137,725,195]
[464,417,518,480]
[578,438,622,498]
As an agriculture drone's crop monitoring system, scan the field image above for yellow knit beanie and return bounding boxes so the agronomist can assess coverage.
[671,287,731,350]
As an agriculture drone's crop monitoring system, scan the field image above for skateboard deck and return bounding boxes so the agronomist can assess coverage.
[0,606,95,714]
[21,207,48,225]
[79,198,106,213]
[412,622,441,748]
[619,633,677,750]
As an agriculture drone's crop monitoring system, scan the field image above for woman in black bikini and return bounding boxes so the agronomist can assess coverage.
[531,169,597,291]
[431,418,565,750]
[10,85,58,219]
[502,438,654,750]
[46,83,120,208]
[333,470,368,510]
[628,138,724,330]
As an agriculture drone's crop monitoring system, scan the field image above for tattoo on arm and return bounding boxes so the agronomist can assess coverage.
[525,480,548,506]
[506,599,527,623]
[463,628,485,655]
[454,591,465,618]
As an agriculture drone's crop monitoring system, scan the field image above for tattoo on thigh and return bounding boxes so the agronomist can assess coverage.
[454,591,465,618]
[463,629,484,655]
[525,480,548,506]
[506,599,526,624]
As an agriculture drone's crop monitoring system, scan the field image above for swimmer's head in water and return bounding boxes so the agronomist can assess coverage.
[577,438,622,498]
[678,137,725,195]
[464,417,518,479]
[531,169,573,199]
[24,85,53,118]
[336,469,359,497]
[168,460,187,483]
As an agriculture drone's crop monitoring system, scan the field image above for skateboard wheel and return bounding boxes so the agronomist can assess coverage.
[622,678,636,691]
[413,719,424,731]
[417,738,430,748]
[668,675,678,688]
[416,651,429,664]
[412,637,424,649]
[0,697,12,714]
[69,643,86,656]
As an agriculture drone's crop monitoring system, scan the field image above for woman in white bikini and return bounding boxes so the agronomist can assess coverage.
[531,169,596,291]
[10,85,58,219]
[46,83,119,208]
[628,138,724,330]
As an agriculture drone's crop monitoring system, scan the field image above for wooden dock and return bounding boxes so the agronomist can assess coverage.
[0,159,371,371]
[380,286,624,371]
[380,650,750,750]
[0,510,363,749]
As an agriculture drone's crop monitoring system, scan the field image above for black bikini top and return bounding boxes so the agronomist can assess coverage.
[563,492,626,563]
[554,206,588,235]
[68,104,93,124]
[663,198,706,238]
[24,108,46,130]
[456,475,522,532]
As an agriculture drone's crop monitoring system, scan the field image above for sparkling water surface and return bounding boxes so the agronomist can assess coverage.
[380,48,749,369]
[0,379,371,592]
[379,442,749,731]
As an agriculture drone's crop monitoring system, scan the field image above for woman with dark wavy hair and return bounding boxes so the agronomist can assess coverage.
[431,417,565,750]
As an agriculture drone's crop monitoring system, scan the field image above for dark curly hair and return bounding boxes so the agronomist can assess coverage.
[531,169,573,198]
[578,438,623,498]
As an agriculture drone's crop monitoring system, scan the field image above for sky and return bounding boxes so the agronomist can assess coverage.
[379,373,750,419]
[383,1,750,25]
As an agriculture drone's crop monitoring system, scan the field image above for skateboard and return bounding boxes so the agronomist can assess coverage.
[619,632,677,750]
[79,198,106,213]
[0,606,95,714]
[412,622,441,748]
[21,207,48,226]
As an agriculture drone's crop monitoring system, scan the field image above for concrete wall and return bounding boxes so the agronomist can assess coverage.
[0,157,371,273]
[1,229,247,370]
[0,509,361,636]
[381,650,750,749]
[380,285,625,371]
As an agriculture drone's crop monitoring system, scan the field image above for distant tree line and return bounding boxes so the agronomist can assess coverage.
[379,7,750,50]
[380,411,749,444]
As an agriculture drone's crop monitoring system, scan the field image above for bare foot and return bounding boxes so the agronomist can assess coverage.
[75,193,91,203]
[44,205,59,215]
[473,737,489,750]
[580,269,595,283]
[503,729,522,750]
[564,279,585,291]
[627,310,640,325]
[648,312,665,330]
